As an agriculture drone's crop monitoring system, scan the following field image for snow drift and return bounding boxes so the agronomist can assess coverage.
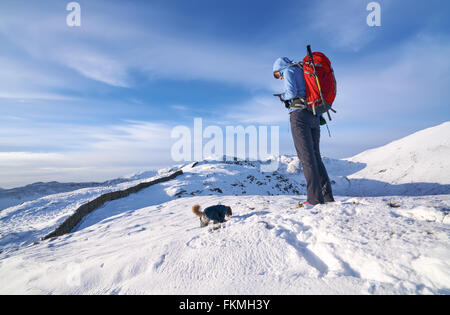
[346,122,450,195]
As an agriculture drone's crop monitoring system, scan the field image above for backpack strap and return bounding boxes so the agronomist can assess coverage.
[287,62,303,70]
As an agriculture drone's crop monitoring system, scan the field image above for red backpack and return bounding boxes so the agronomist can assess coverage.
[302,48,337,117]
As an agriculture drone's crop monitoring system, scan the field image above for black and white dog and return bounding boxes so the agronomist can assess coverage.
[192,204,232,228]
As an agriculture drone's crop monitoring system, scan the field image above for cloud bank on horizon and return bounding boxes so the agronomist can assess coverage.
[0,0,449,188]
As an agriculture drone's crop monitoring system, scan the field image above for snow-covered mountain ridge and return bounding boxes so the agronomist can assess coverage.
[348,122,450,185]
[0,170,158,211]
[2,122,449,213]
[0,122,449,294]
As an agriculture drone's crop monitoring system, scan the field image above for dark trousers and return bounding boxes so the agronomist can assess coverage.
[290,109,334,205]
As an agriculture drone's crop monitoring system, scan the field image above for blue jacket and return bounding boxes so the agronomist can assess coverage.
[204,205,229,223]
[273,57,306,101]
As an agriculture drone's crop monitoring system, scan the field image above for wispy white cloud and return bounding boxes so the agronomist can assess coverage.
[307,0,381,51]
[0,56,77,101]
[0,1,274,91]
[170,105,189,111]
[336,33,450,120]
[223,96,287,125]
[0,92,78,102]
[0,120,175,188]
[61,49,131,88]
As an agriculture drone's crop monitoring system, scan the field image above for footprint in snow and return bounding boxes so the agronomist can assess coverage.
[186,235,200,248]
[153,254,166,270]
[258,221,274,230]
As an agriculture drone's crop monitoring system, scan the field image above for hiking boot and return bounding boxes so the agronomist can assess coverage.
[296,201,315,209]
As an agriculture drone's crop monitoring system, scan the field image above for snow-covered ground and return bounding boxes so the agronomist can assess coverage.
[1,193,449,294]
[0,169,168,254]
[0,122,449,294]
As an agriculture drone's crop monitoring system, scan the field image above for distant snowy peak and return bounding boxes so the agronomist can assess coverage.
[347,122,450,185]
[0,171,159,211]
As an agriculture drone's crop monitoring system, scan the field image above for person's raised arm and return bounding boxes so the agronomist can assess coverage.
[281,69,297,101]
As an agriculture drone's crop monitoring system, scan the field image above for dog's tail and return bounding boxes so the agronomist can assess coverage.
[192,204,203,217]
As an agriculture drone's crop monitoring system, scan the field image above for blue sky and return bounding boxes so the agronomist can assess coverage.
[0,0,449,188]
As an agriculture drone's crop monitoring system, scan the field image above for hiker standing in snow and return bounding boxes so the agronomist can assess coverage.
[273,57,334,206]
